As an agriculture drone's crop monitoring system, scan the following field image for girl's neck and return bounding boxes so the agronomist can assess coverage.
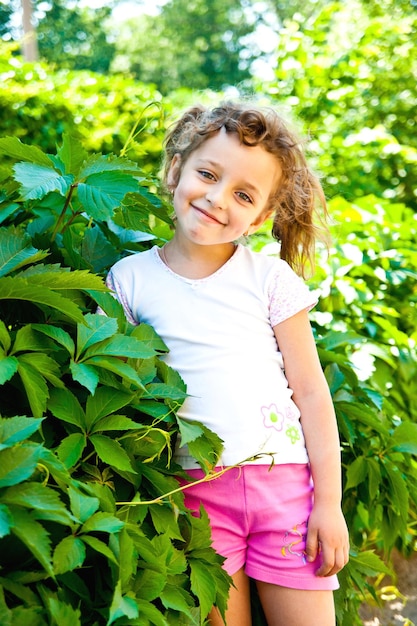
[160,239,237,279]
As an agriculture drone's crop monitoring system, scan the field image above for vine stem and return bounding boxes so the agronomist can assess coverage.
[50,183,78,242]
[116,452,275,507]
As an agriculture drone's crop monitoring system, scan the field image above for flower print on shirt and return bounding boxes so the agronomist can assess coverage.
[262,404,285,431]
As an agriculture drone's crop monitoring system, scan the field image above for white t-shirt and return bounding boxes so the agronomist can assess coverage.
[107,244,317,468]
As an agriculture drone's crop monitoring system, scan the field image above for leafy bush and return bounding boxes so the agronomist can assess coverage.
[0,134,230,625]
[0,42,166,172]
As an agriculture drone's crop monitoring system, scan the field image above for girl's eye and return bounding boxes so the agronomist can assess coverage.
[198,170,215,180]
[236,191,253,203]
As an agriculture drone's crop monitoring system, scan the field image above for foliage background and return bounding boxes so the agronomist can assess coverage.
[0,0,416,624]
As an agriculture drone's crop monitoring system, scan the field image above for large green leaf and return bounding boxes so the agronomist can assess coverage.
[68,486,99,524]
[189,558,217,621]
[0,445,42,488]
[78,153,142,178]
[31,324,75,357]
[83,335,156,360]
[90,434,136,473]
[0,227,49,278]
[17,352,63,389]
[13,162,73,200]
[77,171,139,221]
[0,137,54,167]
[0,277,84,323]
[387,421,417,455]
[107,580,139,626]
[1,482,72,523]
[20,267,107,292]
[81,535,119,565]
[10,508,53,576]
[84,356,145,391]
[0,503,13,538]
[0,416,44,447]
[76,313,118,358]
[48,388,86,429]
[17,358,49,418]
[80,512,124,534]
[0,355,19,385]
[56,433,86,469]
[53,536,86,575]
[57,133,88,176]
[85,387,135,426]
[46,594,82,626]
[69,361,100,395]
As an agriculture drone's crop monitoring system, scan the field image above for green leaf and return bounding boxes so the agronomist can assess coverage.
[81,535,118,565]
[90,434,136,473]
[91,413,142,433]
[107,580,139,626]
[81,511,124,534]
[0,227,49,278]
[0,355,19,384]
[388,421,417,455]
[0,416,44,447]
[0,445,42,488]
[53,536,86,575]
[135,599,169,626]
[77,171,139,221]
[46,594,82,626]
[68,486,99,524]
[189,558,216,620]
[129,322,168,352]
[31,324,75,356]
[160,584,194,618]
[13,162,73,200]
[78,153,142,178]
[0,137,54,166]
[0,503,13,538]
[10,508,53,576]
[17,358,49,418]
[385,464,409,523]
[83,356,146,390]
[345,456,368,490]
[85,387,135,426]
[0,276,84,323]
[1,482,70,519]
[146,382,188,401]
[83,335,156,360]
[56,433,87,469]
[80,226,119,273]
[17,352,63,388]
[0,320,11,351]
[70,360,99,394]
[76,313,118,358]
[48,388,86,429]
[135,569,166,602]
[24,268,107,292]
[57,133,88,176]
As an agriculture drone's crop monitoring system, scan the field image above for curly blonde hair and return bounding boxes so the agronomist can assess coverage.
[162,101,329,277]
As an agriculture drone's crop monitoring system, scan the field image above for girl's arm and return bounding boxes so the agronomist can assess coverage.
[273,309,350,576]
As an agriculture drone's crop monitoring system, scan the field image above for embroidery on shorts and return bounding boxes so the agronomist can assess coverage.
[281,521,308,564]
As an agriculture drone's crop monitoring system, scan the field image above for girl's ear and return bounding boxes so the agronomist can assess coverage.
[248,208,274,234]
[167,154,182,191]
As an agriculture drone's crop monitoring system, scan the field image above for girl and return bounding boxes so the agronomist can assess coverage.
[106,101,349,625]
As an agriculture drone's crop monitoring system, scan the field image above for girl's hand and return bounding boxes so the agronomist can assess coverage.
[305,503,350,577]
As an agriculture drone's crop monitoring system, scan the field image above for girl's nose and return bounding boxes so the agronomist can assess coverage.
[205,188,226,209]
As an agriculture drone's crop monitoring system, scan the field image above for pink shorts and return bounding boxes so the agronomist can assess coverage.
[181,464,338,591]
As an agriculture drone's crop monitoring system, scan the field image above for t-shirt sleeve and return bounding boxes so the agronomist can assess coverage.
[268,260,318,327]
[106,268,139,326]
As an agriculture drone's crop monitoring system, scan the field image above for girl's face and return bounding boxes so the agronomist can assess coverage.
[167,128,282,246]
